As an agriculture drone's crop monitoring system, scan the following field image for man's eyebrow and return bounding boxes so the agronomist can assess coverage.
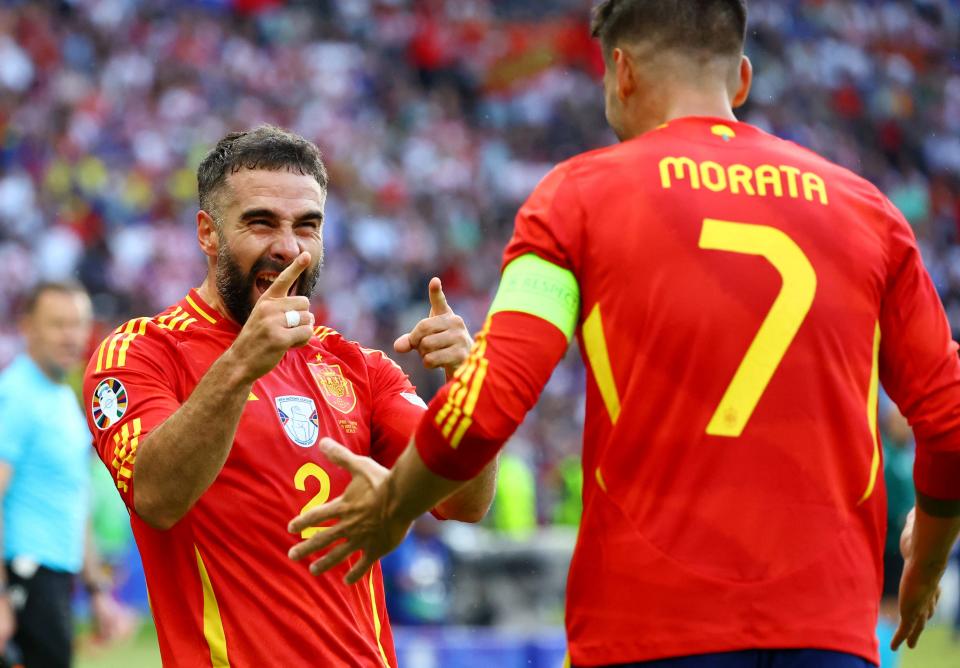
[239,208,279,221]
[238,209,323,223]
[294,210,324,223]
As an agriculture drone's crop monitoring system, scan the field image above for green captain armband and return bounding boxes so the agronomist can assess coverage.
[488,254,580,341]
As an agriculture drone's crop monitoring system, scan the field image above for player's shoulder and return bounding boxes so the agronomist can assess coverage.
[86,301,207,378]
[310,326,406,375]
[782,134,900,220]
[550,143,626,180]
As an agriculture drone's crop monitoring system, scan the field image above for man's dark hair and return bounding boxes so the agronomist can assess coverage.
[197,125,329,221]
[590,0,747,58]
[21,280,87,316]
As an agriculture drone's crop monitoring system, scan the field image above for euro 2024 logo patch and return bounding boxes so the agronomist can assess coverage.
[275,395,320,447]
[92,378,128,430]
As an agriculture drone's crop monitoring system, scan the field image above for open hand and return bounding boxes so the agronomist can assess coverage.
[394,278,471,380]
[229,251,316,382]
[287,438,412,585]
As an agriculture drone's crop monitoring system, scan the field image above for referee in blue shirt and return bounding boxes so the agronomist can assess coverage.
[0,282,127,668]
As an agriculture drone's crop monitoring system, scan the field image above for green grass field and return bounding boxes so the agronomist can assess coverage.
[75,622,960,668]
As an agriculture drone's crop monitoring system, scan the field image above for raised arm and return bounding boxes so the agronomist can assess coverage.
[111,253,315,529]
[289,256,579,582]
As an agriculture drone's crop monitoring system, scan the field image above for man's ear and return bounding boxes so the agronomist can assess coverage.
[197,210,219,259]
[732,55,753,108]
[613,47,637,103]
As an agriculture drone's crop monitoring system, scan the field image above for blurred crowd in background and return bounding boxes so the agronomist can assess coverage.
[0,0,959,641]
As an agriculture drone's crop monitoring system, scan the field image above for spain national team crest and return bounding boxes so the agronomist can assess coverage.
[275,395,320,447]
[308,362,357,415]
[91,378,128,430]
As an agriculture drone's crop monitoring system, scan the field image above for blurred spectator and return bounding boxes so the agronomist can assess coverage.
[381,516,453,626]
[489,439,537,537]
[0,282,133,667]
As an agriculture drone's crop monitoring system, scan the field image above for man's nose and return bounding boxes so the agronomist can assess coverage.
[269,227,301,264]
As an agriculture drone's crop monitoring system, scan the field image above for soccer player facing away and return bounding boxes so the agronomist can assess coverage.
[289,2,960,667]
[82,126,496,667]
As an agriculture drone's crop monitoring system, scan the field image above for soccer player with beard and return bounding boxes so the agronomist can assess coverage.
[82,125,496,667]
[289,2,960,667]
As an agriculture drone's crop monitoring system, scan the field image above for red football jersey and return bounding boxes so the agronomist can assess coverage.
[83,290,427,667]
[416,116,960,665]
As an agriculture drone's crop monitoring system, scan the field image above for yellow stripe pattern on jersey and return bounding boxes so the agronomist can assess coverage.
[194,545,230,667]
[435,318,491,449]
[111,417,141,493]
[858,322,882,505]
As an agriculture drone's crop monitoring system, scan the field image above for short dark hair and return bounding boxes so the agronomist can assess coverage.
[21,280,87,316]
[197,125,329,219]
[590,0,747,58]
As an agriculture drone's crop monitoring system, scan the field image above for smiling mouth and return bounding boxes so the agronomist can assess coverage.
[255,273,299,297]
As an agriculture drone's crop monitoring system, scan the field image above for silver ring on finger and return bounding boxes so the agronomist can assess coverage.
[284,310,301,328]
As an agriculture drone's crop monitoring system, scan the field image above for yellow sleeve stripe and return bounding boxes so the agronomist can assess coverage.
[434,318,492,448]
[156,306,181,326]
[116,318,149,368]
[110,417,142,493]
[185,294,218,324]
[858,322,882,505]
[95,338,108,374]
[97,318,150,371]
[104,329,123,370]
[163,309,191,331]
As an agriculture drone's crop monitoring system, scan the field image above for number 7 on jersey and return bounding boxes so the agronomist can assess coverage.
[699,218,817,437]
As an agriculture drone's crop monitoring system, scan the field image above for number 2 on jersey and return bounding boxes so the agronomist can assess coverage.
[698,218,817,437]
[294,462,331,539]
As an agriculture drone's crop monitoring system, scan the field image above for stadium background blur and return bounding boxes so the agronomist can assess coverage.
[0,0,958,666]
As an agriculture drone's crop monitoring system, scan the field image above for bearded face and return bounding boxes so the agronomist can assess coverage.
[216,237,322,325]
[206,168,327,324]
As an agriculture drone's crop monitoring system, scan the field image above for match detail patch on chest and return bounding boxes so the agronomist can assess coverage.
[308,361,357,414]
[275,395,320,448]
[91,378,128,430]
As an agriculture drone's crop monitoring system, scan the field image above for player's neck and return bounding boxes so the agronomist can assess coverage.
[662,94,737,125]
[627,87,737,139]
[197,277,231,321]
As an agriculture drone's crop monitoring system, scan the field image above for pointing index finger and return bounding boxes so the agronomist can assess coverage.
[428,277,451,316]
[265,252,311,299]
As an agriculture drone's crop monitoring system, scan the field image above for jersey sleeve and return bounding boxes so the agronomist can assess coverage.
[877,196,960,500]
[414,311,568,480]
[501,160,584,274]
[82,320,184,510]
[414,165,584,480]
[364,348,427,468]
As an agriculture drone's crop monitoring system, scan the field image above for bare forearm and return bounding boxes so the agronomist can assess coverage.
[911,492,960,570]
[133,349,252,528]
[435,454,499,522]
[385,445,464,526]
